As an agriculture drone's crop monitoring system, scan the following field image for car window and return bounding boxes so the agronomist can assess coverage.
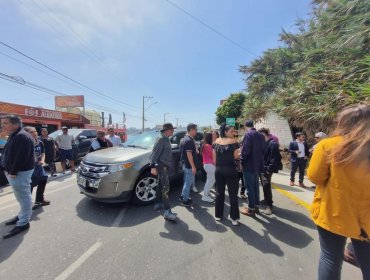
[83,130,97,138]
[170,131,185,145]
[194,132,204,142]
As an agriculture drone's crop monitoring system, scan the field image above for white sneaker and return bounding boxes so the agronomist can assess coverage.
[202,196,214,203]
[230,218,239,226]
[215,217,222,221]
[191,186,199,193]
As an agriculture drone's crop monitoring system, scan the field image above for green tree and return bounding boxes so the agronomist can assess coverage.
[215,92,247,128]
[240,0,370,136]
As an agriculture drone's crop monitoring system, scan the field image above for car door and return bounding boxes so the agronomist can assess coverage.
[169,131,186,177]
[77,130,96,158]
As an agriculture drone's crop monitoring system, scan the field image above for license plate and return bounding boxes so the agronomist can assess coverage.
[78,176,87,187]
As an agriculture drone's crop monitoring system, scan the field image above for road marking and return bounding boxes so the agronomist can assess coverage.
[0,184,73,211]
[111,208,127,227]
[272,183,311,211]
[55,241,102,280]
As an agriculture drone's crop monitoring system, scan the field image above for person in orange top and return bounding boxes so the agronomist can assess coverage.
[307,104,370,280]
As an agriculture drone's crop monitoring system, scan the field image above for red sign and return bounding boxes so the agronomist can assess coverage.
[0,102,82,122]
[55,95,84,107]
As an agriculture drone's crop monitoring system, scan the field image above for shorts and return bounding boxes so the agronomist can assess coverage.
[59,149,73,161]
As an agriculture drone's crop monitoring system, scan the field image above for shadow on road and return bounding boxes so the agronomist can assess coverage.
[272,206,316,230]
[229,221,284,256]
[159,217,203,245]
[0,222,25,263]
[258,214,314,249]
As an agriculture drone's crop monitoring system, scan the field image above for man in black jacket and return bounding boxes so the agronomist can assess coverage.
[1,115,35,239]
[149,123,177,221]
[258,128,281,215]
[288,132,310,188]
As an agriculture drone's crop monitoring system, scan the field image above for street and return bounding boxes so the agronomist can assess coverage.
[0,172,361,280]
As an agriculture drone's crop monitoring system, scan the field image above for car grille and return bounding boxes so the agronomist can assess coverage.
[78,161,110,179]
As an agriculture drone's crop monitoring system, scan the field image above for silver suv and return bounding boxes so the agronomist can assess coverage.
[77,130,203,205]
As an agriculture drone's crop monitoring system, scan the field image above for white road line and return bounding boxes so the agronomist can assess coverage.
[111,208,127,227]
[55,241,102,280]
[0,184,73,211]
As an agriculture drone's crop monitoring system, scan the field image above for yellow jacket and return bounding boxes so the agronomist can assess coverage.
[307,136,370,240]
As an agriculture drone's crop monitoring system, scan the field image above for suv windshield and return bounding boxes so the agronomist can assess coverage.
[123,131,159,149]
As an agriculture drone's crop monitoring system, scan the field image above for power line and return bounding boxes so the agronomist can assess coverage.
[164,0,257,57]
[0,73,144,120]
[0,40,140,110]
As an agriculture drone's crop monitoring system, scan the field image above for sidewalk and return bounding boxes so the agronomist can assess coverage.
[271,169,314,211]
[0,170,74,198]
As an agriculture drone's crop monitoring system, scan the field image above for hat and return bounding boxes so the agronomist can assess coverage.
[315,132,327,138]
[161,123,176,132]
[61,126,68,130]
[244,120,254,128]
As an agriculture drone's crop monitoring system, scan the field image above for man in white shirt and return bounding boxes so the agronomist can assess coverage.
[105,128,122,147]
[288,132,309,188]
[54,127,75,173]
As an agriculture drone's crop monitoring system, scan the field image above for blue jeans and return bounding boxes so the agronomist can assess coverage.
[243,170,260,209]
[181,167,195,201]
[318,226,370,280]
[6,169,34,226]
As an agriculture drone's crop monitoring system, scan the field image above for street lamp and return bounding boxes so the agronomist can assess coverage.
[142,96,153,132]
[163,113,170,124]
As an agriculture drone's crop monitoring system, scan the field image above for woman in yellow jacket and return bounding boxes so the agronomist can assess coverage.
[307,104,370,280]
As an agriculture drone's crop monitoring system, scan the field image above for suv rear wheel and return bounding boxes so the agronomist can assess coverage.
[132,171,158,205]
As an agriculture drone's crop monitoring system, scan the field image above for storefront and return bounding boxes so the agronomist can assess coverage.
[0,102,90,134]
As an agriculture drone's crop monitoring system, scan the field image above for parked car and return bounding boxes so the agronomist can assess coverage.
[76,130,203,205]
[49,129,97,161]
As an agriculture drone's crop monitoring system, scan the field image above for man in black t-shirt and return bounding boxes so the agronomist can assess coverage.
[179,123,199,206]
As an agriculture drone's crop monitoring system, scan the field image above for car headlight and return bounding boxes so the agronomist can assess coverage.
[108,162,135,172]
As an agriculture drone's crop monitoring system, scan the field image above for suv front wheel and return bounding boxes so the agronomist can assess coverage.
[132,171,158,205]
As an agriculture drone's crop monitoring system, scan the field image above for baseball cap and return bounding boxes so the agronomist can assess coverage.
[315,132,327,138]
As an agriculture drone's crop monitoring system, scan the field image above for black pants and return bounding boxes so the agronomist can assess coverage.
[290,158,307,183]
[46,161,56,174]
[260,171,273,206]
[215,167,239,220]
[31,178,47,203]
[239,172,245,194]
[155,165,171,210]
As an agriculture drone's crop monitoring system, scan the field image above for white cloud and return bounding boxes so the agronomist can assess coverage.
[17,0,162,43]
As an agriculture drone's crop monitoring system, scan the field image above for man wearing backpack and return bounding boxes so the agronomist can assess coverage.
[258,128,281,215]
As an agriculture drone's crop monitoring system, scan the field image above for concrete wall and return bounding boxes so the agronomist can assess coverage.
[255,112,292,148]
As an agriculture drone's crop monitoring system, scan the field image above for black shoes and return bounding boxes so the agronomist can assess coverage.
[32,200,51,210]
[3,223,30,239]
[5,216,19,226]
[179,196,193,207]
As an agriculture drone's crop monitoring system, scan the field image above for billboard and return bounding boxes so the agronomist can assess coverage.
[55,95,84,108]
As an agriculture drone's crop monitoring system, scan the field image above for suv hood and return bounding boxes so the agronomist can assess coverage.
[83,147,151,164]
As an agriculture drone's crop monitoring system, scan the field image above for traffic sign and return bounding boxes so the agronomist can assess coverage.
[226,118,235,126]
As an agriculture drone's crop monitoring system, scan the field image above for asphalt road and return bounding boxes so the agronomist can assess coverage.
[0,173,361,280]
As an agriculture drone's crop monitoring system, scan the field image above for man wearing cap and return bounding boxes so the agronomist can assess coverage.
[240,120,265,217]
[54,127,75,173]
[149,123,177,221]
[311,132,327,153]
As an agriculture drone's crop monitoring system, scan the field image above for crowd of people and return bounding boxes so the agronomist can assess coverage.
[0,116,123,239]
[1,104,369,279]
[149,104,369,279]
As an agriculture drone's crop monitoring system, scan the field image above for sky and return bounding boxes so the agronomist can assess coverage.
[0,0,312,129]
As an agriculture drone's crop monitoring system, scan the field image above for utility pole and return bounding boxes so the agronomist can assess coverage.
[164,113,170,124]
[142,96,153,132]
[175,117,180,127]
[101,112,105,127]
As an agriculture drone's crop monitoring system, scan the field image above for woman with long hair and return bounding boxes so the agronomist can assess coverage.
[201,132,215,202]
[213,123,240,225]
[307,104,370,279]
